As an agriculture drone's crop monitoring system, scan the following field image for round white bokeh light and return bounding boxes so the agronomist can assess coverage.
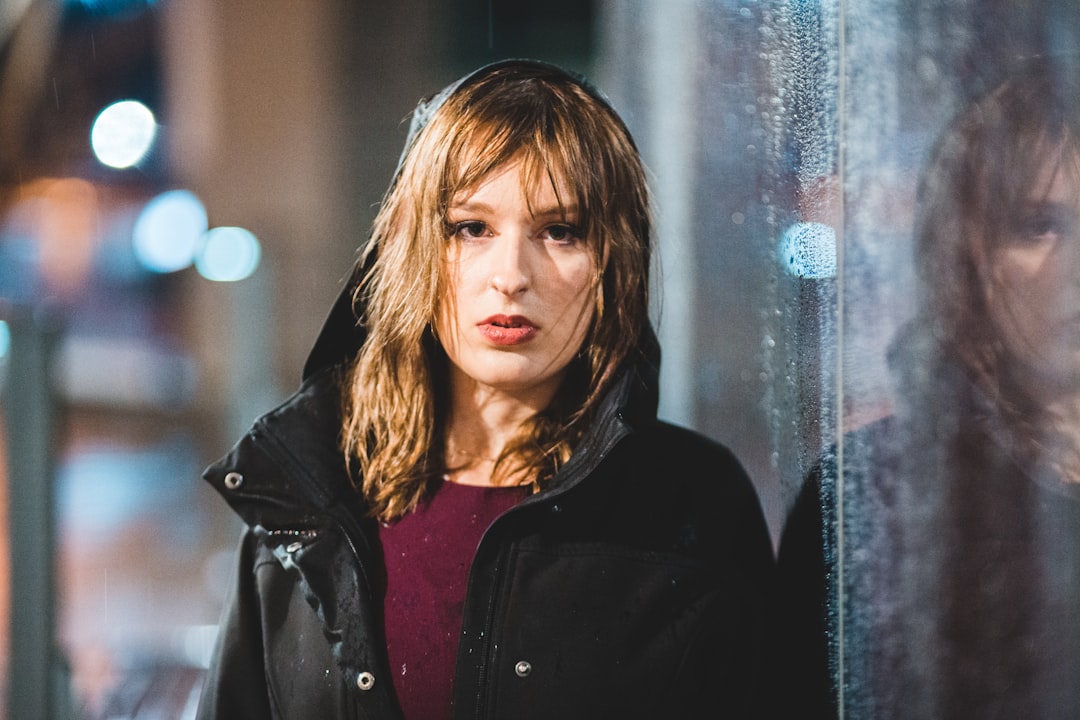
[133,190,208,273]
[196,227,261,282]
[91,100,157,169]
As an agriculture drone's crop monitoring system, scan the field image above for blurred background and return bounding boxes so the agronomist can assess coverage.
[1,0,1077,717]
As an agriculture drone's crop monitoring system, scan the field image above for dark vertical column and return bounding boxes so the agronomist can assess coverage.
[2,310,67,720]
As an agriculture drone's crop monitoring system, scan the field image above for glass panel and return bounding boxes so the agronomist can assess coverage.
[775,1,1080,717]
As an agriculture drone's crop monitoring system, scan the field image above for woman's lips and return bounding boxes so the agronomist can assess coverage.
[478,315,538,345]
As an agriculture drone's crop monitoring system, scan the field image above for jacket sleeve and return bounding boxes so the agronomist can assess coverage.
[774,464,838,720]
[196,529,274,720]
[662,452,778,720]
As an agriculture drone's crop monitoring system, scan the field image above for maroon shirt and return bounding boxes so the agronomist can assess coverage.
[378,478,528,720]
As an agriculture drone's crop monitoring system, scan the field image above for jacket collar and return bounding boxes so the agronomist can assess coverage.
[202,366,364,532]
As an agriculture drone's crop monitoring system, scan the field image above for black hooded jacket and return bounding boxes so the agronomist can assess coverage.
[195,60,775,720]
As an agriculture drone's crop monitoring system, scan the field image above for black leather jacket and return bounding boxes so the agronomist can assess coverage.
[196,353,774,719]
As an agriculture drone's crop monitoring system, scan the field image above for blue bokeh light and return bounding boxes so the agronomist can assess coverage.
[133,190,208,273]
[66,0,157,16]
[779,221,837,279]
[196,227,261,282]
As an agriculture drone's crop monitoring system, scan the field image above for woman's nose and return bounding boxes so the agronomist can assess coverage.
[489,233,530,296]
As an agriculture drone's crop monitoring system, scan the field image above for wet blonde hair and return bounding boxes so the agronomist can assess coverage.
[341,62,651,520]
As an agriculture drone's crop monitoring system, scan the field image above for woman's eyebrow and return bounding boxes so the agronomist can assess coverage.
[1019,198,1071,213]
[446,201,580,219]
[531,204,579,219]
[447,200,496,214]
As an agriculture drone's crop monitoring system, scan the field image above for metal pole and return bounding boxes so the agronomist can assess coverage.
[2,309,68,720]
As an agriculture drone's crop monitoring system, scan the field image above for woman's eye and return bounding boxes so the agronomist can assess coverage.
[452,221,489,240]
[1012,204,1076,246]
[542,224,580,244]
[1027,215,1059,239]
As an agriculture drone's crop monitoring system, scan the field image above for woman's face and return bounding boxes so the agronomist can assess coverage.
[987,149,1080,396]
[436,159,596,408]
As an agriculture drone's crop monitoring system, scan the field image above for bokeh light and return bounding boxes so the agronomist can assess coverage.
[90,100,157,169]
[0,319,8,396]
[779,221,837,279]
[195,227,261,282]
[132,190,208,273]
[67,0,157,12]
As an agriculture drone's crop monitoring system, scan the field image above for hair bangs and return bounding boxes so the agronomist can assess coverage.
[440,111,600,243]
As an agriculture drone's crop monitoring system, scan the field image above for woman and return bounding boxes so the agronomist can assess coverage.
[777,58,1080,719]
[196,59,774,720]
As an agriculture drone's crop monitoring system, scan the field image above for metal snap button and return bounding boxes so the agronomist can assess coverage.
[514,660,532,677]
[223,471,244,490]
[356,671,375,691]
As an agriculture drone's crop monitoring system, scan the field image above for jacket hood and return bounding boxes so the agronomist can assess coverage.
[299,58,660,416]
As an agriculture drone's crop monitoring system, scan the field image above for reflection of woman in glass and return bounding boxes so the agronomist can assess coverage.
[195,60,774,719]
[778,59,1080,719]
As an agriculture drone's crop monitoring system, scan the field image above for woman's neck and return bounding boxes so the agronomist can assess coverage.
[442,369,553,487]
